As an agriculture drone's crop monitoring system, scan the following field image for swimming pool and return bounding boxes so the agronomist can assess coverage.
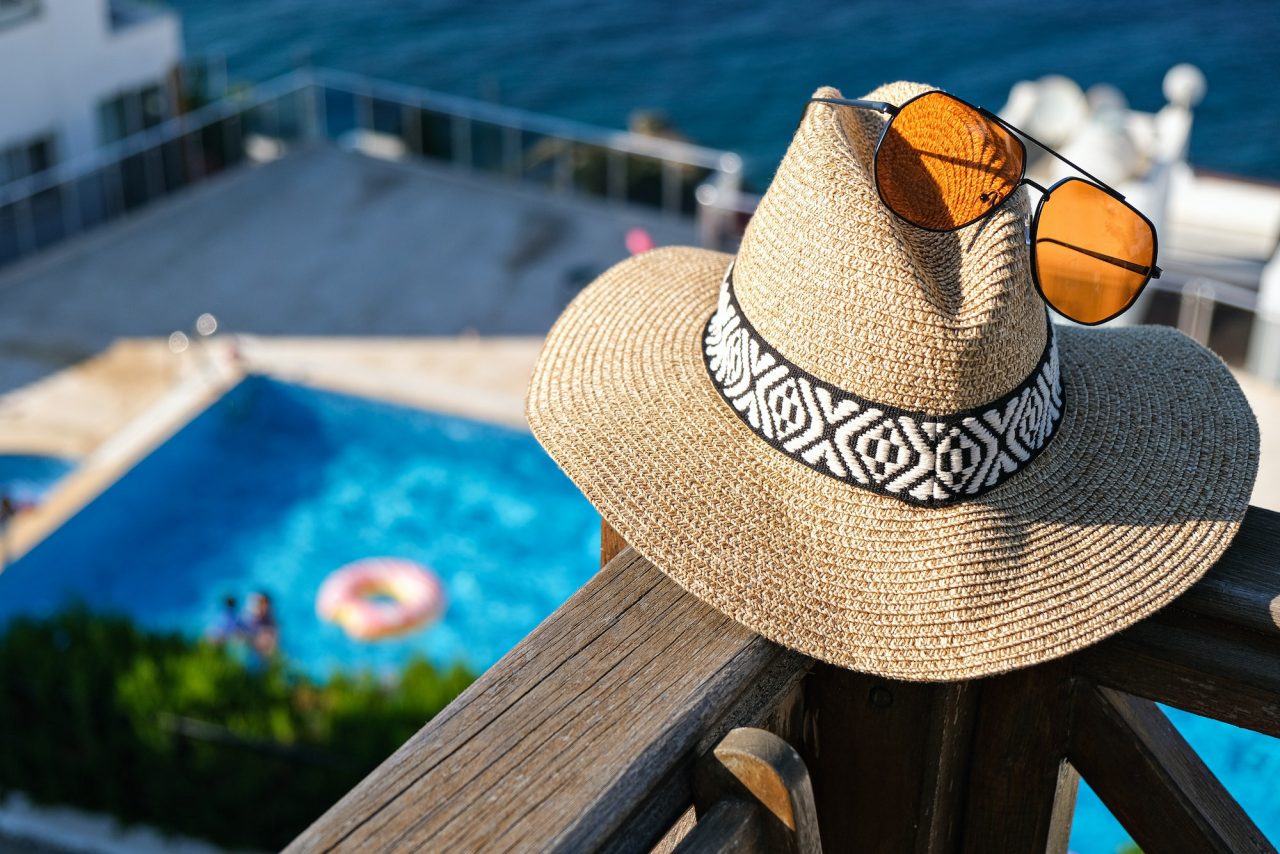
[0,376,601,677]
[0,454,74,508]
[0,376,1274,851]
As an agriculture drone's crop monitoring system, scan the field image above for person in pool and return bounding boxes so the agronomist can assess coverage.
[245,591,279,661]
[207,596,246,645]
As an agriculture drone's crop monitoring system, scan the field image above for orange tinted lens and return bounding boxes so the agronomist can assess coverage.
[875,92,1024,230]
[1034,179,1155,324]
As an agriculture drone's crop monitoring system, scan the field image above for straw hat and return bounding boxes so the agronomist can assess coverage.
[526,82,1259,681]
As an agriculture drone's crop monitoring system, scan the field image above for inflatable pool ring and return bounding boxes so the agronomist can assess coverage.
[317,558,445,641]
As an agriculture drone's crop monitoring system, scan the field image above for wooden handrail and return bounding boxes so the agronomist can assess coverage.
[287,547,808,852]
[290,506,1280,853]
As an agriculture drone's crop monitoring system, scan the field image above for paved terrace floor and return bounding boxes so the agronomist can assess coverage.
[0,144,697,394]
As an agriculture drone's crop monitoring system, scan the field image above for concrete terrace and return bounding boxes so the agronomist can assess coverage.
[0,143,697,394]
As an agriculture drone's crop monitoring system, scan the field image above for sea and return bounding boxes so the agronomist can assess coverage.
[167,0,1280,188]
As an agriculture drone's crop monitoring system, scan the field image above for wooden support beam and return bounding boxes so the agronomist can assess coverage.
[1067,683,1275,854]
[679,727,820,854]
[797,666,977,854]
[959,662,1077,853]
[672,800,762,853]
[1177,506,1280,638]
[1077,608,1280,740]
[601,519,628,567]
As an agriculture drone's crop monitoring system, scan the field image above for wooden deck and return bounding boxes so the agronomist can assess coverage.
[289,508,1280,853]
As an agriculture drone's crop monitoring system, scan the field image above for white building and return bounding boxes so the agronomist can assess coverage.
[0,0,182,185]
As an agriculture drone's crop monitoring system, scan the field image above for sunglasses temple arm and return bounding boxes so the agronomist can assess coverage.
[808,97,899,116]
[980,109,1117,195]
[1036,237,1161,278]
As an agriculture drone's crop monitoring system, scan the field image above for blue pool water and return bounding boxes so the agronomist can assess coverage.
[0,454,73,507]
[0,377,600,677]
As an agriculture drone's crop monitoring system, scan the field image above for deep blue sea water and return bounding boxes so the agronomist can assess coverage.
[167,0,1280,187]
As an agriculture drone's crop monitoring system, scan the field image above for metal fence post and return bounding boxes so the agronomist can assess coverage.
[14,194,36,257]
[453,114,473,172]
[1176,279,1216,346]
[185,126,205,183]
[503,124,521,179]
[144,142,163,200]
[61,176,82,238]
[108,157,125,217]
[661,160,679,216]
[607,151,625,204]
[554,139,571,193]
[403,101,420,156]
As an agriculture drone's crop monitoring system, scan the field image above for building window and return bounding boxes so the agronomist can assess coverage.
[98,83,170,145]
[0,134,56,185]
[0,0,41,31]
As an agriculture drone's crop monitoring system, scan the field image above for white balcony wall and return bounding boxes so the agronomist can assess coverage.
[0,0,182,169]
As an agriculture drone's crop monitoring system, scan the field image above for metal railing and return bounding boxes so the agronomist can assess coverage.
[107,0,168,31]
[1151,268,1259,346]
[0,0,40,31]
[0,68,743,272]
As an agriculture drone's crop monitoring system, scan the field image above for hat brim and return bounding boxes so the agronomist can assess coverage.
[527,246,1259,681]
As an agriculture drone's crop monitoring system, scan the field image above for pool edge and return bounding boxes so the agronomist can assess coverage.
[0,365,245,569]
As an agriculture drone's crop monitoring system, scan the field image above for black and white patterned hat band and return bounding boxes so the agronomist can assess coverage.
[703,264,1065,507]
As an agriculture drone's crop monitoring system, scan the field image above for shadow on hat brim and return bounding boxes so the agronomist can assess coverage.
[526,245,1260,681]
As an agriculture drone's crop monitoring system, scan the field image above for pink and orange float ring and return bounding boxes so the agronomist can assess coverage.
[317,558,445,641]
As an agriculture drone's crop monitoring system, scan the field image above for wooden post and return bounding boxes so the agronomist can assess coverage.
[958,662,1077,853]
[797,666,977,853]
[1068,684,1273,853]
[797,663,1079,854]
[678,727,821,854]
[601,519,628,567]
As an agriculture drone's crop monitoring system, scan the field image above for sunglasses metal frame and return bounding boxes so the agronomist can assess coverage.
[807,90,1162,326]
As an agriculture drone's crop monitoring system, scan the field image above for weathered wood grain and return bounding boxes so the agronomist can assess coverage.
[686,727,820,854]
[1068,684,1275,854]
[797,667,977,854]
[671,800,762,854]
[1077,607,1280,740]
[959,662,1077,854]
[287,548,810,853]
[601,519,628,567]
[1176,506,1280,638]
[916,680,980,854]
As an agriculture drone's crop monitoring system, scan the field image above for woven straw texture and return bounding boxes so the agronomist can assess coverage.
[526,83,1260,681]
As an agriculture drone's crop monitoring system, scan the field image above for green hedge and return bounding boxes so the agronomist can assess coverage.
[0,606,475,849]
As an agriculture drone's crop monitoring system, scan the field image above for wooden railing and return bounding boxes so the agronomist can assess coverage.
[289,506,1280,853]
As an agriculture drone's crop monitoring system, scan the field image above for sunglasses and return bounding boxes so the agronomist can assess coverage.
[808,90,1161,326]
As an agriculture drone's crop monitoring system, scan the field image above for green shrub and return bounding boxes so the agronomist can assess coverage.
[0,605,475,849]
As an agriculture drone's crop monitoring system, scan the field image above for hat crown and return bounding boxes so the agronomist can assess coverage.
[732,82,1046,413]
